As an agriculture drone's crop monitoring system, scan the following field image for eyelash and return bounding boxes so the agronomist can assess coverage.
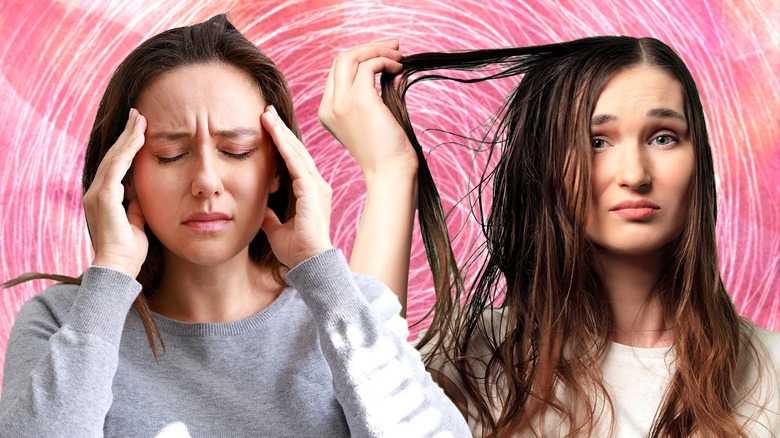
[156,155,184,164]
[589,133,680,150]
[649,134,679,147]
[221,150,254,160]
[155,150,254,164]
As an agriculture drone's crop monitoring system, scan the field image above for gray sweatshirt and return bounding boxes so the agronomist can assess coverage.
[0,249,469,437]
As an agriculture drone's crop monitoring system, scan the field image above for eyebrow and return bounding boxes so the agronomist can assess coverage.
[590,108,687,126]
[148,128,260,141]
[647,108,686,123]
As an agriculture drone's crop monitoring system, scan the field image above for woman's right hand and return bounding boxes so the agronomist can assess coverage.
[318,40,418,180]
[83,108,148,277]
[318,41,419,312]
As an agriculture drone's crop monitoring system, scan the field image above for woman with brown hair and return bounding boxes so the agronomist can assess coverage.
[320,37,780,436]
[0,16,468,436]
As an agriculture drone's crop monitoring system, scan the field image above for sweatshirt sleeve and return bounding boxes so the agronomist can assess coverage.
[0,267,141,438]
[286,249,470,438]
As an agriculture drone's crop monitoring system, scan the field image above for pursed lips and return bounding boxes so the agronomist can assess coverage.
[182,211,231,231]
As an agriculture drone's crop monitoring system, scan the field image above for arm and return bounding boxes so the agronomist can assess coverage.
[0,269,140,437]
[0,109,148,437]
[259,109,468,436]
[318,41,418,315]
[287,249,470,437]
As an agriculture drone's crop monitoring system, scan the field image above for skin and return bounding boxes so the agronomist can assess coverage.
[132,63,282,322]
[586,65,695,347]
[318,40,418,316]
[86,62,333,324]
[318,40,459,410]
[325,57,696,415]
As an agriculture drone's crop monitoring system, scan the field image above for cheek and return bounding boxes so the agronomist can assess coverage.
[130,157,179,218]
[131,158,160,202]
[667,153,695,208]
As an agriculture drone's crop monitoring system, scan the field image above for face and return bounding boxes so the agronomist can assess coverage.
[585,65,694,258]
[131,62,280,268]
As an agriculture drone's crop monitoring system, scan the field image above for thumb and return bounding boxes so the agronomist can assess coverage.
[260,207,283,240]
[127,198,145,231]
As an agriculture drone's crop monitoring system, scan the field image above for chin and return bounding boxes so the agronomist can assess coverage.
[163,244,251,268]
[593,237,679,259]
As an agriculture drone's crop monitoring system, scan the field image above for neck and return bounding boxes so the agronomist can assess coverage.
[150,249,285,323]
[595,247,672,348]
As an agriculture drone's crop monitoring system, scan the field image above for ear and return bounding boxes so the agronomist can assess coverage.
[123,171,137,201]
[269,169,281,194]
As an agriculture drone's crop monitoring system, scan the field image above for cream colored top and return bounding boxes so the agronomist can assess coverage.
[424,308,780,437]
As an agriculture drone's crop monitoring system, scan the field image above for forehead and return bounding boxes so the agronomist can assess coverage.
[135,62,265,126]
[593,65,685,116]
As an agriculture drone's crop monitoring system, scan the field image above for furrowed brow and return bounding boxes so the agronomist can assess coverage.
[148,131,189,142]
[214,128,259,139]
[148,128,260,142]
[591,114,616,126]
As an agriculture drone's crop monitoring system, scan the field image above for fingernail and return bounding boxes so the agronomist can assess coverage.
[270,105,278,116]
[129,108,134,118]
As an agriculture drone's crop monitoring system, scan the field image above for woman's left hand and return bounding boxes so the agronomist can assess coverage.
[260,106,333,269]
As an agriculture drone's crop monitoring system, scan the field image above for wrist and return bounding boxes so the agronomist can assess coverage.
[289,242,334,270]
[361,142,419,186]
[364,164,418,189]
[91,255,141,278]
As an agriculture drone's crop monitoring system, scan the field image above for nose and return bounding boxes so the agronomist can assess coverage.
[615,143,651,191]
[191,152,224,198]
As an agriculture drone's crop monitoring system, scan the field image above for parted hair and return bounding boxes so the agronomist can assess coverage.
[380,36,759,437]
[5,14,297,357]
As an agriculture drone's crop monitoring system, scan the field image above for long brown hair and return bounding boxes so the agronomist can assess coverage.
[4,14,298,358]
[381,36,758,437]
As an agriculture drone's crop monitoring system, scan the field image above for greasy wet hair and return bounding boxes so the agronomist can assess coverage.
[381,36,762,437]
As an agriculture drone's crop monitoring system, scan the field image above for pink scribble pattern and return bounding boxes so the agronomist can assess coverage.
[1,0,778,393]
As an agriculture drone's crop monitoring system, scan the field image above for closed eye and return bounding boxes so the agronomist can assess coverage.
[156,154,186,164]
[221,150,254,160]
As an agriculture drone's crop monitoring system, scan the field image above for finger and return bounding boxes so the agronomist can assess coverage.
[92,109,139,184]
[262,110,311,179]
[333,43,403,97]
[99,113,147,191]
[92,110,146,189]
[369,39,400,50]
[126,197,146,231]
[259,207,283,237]
[353,57,404,91]
[266,106,321,177]
[91,113,132,188]
[317,59,336,118]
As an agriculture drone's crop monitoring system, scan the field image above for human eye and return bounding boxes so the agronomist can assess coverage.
[220,149,254,160]
[590,138,609,151]
[649,134,679,147]
[156,153,186,164]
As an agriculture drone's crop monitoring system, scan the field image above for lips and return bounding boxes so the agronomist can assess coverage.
[609,200,660,220]
[182,211,231,231]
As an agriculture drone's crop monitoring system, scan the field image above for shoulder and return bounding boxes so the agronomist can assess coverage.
[746,322,780,372]
[15,282,80,328]
[739,322,780,436]
[5,282,80,356]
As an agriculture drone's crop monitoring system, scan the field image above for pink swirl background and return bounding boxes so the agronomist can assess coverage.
[1,0,778,392]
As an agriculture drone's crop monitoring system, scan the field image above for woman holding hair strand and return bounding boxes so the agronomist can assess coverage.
[319,37,780,437]
[0,15,469,437]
